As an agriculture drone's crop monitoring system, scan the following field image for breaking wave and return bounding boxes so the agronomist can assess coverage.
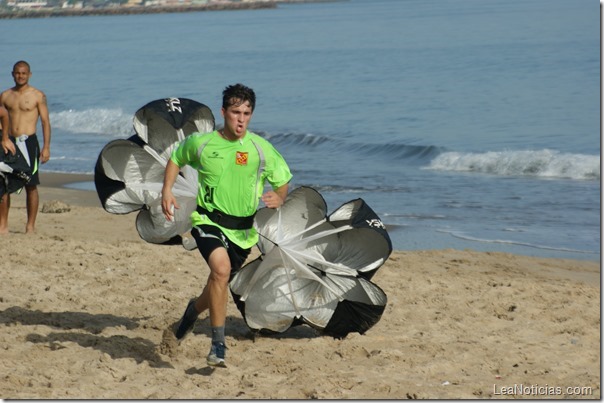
[425,149,600,181]
[50,108,133,137]
[49,108,600,182]
[260,131,444,162]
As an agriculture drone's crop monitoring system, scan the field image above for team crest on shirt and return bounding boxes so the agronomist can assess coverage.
[236,151,248,165]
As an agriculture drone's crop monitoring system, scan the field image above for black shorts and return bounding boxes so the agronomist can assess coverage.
[191,224,251,280]
[14,134,40,186]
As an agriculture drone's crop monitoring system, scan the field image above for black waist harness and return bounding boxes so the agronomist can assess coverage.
[196,206,255,230]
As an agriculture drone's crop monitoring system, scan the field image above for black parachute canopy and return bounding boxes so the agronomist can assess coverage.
[230,186,392,339]
[94,98,214,244]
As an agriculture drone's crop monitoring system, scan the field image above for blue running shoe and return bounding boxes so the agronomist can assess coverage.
[207,341,227,367]
[174,299,198,340]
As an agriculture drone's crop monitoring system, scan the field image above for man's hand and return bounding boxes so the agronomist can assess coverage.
[1,138,15,155]
[161,160,181,221]
[40,146,50,163]
[161,190,179,222]
[261,190,285,208]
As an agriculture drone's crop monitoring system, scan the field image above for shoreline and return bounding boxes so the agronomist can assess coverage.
[13,171,599,266]
[0,0,341,19]
[37,172,100,208]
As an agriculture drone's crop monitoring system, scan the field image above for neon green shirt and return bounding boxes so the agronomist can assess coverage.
[170,130,292,249]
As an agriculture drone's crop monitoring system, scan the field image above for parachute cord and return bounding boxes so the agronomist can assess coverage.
[258,232,278,247]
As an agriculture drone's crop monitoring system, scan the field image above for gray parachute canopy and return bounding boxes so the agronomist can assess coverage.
[230,186,392,339]
[94,98,214,244]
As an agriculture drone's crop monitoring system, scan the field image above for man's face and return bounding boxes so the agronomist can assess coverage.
[221,99,253,140]
[12,65,31,87]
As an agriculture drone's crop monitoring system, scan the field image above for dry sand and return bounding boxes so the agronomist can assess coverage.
[0,173,600,399]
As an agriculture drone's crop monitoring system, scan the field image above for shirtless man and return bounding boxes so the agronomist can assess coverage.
[0,61,51,234]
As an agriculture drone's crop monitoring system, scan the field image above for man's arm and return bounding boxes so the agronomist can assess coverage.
[37,91,51,163]
[0,106,14,155]
[161,159,181,221]
[261,183,289,208]
[0,92,15,155]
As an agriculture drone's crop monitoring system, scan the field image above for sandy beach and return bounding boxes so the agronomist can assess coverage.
[0,172,599,399]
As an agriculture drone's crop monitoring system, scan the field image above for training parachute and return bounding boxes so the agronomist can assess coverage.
[230,186,392,339]
[94,98,214,244]
[0,136,32,199]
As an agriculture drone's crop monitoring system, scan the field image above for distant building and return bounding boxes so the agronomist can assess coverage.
[7,0,49,8]
[61,1,84,8]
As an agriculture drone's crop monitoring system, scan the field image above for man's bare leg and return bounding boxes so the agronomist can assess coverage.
[173,247,232,360]
[0,193,9,234]
[204,247,230,366]
[25,185,38,234]
[201,247,231,327]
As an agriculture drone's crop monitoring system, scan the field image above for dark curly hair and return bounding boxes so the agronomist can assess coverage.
[222,83,256,112]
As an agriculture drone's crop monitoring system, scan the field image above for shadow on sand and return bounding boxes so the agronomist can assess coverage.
[0,306,172,368]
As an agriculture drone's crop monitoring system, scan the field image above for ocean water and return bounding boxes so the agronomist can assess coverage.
[1,0,599,260]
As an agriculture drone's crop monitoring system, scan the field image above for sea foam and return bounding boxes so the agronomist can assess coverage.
[50,108,133,137]
[426,149,600,181]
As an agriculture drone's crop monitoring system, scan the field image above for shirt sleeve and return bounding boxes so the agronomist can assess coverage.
[170,134,204,168]
[263,142,293,189]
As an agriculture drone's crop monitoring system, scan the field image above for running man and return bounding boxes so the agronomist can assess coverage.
[161,84,292,367]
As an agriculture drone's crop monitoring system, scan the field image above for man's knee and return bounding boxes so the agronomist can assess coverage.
[208,249,232,284]
[210,264,231,284]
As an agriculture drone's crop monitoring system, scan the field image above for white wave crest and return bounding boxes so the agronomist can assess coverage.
[426,149,600,180]
[50,108,133,136]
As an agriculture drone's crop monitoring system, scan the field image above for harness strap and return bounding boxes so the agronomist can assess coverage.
[196,206,255,230]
